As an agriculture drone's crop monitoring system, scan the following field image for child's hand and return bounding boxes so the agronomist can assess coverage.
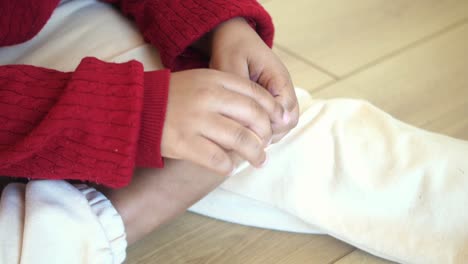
[161,69,284,175]
[210,18,299,143]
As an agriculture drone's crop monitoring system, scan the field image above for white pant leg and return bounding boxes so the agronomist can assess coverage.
[0,180,126,264]
[192,91,468,264]
[0,0,162,72]
[0,183,25,262]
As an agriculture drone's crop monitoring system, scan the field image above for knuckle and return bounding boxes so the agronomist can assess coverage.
[274,102,284,119]
[247,98,263,117]
[276,100,284,113]
[261,95,275,115]
[251,139,263,154]
[196,87,213,102]
[233,126,250,145]
[249,136,264,156]
[209,150,228,169]
[219,166,233,177]
[284,97,296,111]
[258,122,272,144]
[191,91,213,108]
[249,81,262,97]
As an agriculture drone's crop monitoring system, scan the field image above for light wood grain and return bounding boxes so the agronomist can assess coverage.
[313,22,468,139]
[264,0,468,76]
[334,250,396,264]
[126,213,353,264]
[273,47,335,93]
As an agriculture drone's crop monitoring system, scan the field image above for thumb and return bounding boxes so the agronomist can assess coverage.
[263,72,297,113]
[258,67,299,132]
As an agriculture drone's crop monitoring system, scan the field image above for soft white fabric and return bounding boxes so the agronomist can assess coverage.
[0,181,127,264]
[190,89,324,235]
[191,91,468,263]
[1,0,468,263]
[0,0,162,72]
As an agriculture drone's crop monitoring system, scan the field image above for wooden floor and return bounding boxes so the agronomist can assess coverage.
[127,1,468,263]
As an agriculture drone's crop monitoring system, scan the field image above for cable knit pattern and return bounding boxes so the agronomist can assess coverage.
[0,58,169,188]
[0,0,274,187]
[0,0,60,46]
[104,0,275,70]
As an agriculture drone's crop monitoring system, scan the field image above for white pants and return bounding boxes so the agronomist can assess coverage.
[1,1,467,263]
[0,181,126,264]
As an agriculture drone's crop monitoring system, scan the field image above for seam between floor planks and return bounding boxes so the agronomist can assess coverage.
[309,17,468,95]
[275,44,340,80]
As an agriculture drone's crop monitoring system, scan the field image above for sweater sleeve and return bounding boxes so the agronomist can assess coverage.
[0,0,60,46]
[102,0,275,71]
[0,57,170,188]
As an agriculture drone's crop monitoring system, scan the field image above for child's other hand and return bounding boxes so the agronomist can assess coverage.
[161,69,284,175]
[210,18,299,143]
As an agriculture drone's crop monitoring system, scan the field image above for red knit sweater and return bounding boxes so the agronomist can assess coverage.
[0,0,274,188]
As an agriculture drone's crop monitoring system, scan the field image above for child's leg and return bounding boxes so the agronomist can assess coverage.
[100,161,228,244]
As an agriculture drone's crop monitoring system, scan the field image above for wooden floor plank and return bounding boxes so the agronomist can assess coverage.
[334,250,396,264]
[313,22,468,139]
[127,213,353,264]
[264,0,468,76]
[273,47,335,93]
[273,236,354,264]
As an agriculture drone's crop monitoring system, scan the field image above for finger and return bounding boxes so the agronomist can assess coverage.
[270,106,299,143]
[258,68,299,134]
[271,103,300,136]
[201,115,266,167]
[257,64,298,114]
[182,136,233,176]
[227,151,244,168]
[213,89,273,145]
[221,72,284,124]
[271,131,288,144]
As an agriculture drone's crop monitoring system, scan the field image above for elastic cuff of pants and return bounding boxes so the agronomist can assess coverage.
[75,184,127,264]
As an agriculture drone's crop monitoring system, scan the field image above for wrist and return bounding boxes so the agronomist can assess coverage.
[212,17,252,43]
[192,17,252,56]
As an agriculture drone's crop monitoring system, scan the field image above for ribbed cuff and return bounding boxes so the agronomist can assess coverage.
[146,0,275,70]
[135,69,171,168]
[75,184,127,264]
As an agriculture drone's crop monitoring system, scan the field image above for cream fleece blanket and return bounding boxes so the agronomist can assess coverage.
[1,1,467,263]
